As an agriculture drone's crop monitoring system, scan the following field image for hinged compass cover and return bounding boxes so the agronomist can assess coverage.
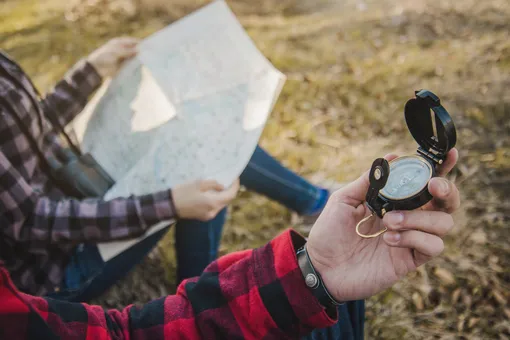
[404,89,457,160]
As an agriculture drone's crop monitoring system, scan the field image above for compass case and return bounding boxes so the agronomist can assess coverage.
[404,90,457,163]
[368,90,457,217]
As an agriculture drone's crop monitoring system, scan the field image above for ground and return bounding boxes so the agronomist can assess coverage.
[1,0,509,338]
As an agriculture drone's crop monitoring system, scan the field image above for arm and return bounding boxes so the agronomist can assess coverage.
[0,150,175,244]
[0,230,335,340]
[40,37,139,127]
[40,59,102,127]
[0,151,461,339]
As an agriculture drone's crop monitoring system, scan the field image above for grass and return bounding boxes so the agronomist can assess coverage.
[2,0,509,338]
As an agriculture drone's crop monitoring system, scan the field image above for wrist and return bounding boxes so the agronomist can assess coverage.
[168,189,179,219]
[305,246,336,297]
[85,56,106,79]
[84,59,103,81]
[296,244,343,311]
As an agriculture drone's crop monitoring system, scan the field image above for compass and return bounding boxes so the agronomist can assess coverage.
[356,90,457,238]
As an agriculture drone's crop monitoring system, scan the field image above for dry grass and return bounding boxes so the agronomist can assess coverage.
[1,0,509,338]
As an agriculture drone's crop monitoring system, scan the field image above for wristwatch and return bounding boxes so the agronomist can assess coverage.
[296,244,342,312]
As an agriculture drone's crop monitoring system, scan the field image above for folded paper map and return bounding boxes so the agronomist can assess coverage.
[70,0,286,261]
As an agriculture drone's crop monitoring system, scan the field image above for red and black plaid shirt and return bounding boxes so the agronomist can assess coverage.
[0,53,176,296]
[0,229,335,339]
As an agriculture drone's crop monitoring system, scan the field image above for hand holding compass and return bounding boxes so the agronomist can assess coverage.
[356,90,457,238]
[305,148,459,303]
[302,90,459,304]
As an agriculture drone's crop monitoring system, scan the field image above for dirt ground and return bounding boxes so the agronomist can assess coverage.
[1,0,509,338]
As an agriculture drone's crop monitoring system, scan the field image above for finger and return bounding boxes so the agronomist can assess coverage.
[383,230,445,266]
[436,148,458,177]
[200,180,225,192]
[115,37,140,46]
[117,44,139,58]
[119,50,138,62]
[232,178,241,189]
[201,208,222,222]
[336,153,399,205]
[215,179,240,204]
[383,210,454,237]
[383,153,400,161]
[425,177,461,213]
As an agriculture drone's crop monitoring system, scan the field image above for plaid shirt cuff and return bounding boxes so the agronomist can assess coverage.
[271,229,337,330]
[66,59,103,103]
[43,58,103,126]
[138,189,177,223]
[180,229,337,338]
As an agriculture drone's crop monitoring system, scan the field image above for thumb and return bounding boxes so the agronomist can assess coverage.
[199,179,225,192]
[116,44,138,60]
[214,179,240,204]
[116,37,140,46]
[337,154,399,205]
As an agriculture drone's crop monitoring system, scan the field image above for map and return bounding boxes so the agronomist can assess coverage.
[70,0,286,260]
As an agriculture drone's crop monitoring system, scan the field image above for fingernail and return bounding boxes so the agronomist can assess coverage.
[438,178,450,195]
[384,231,401,244]
[386,212,404,226]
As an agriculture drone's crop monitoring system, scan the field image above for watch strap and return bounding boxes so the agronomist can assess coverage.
[296,245,343,309]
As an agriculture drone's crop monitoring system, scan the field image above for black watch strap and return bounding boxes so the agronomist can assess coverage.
[296,245,343,309]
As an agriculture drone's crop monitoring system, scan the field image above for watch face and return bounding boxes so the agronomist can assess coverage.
[380,156,433,201]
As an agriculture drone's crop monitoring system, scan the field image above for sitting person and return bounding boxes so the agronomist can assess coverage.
[0,37,331,302]
[0,151,460,339]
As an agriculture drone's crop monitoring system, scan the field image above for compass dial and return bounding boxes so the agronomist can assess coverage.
[380,156,433,200]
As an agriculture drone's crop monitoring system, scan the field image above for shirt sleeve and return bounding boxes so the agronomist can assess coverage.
[0,230,336,340]
[0,150,176,244]
[40,59,102,127]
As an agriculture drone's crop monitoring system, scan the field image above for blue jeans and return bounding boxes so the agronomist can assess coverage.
[176,146,328,283]
[51,145,329,296]
[302,300,365,340]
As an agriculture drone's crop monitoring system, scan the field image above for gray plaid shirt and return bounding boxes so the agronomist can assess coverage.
[0,53,176,296]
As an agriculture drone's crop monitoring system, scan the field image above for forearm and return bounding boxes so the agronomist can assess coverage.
[0,147,176,244]
[169,229,335,338]
[30,189,176,243]
[0,230,335,340]
[41,59,102,127]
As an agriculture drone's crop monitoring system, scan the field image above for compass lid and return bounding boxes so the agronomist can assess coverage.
[404,90,457,162]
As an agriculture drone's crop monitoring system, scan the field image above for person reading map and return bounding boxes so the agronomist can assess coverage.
[0,3,332,303]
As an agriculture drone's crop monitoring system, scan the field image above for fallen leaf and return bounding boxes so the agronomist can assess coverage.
[434,267,456,285]
[489,261,503,272]
[482,305,496,315]
[468,317,480,329]
[470,229,487,244]
[412,292,424,310]
[417,283,432,296]
[493,290,508,305]
[463,294,472,308]
[457,258,472,270]
[451,288,462,304]
[457,315,465,332]
[480,153,496,162]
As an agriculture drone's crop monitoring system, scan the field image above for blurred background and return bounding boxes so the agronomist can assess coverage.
[1,0,509,338]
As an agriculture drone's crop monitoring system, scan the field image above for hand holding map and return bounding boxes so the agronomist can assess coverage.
[70,0,286,260]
